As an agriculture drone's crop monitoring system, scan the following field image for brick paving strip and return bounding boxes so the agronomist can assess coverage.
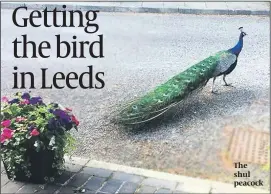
[1,2,270,16]
[1,156,269,194]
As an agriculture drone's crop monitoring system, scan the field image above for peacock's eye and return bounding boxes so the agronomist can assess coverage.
[157,99,163,103]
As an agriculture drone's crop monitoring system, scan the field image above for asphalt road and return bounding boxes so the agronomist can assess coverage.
[1,9,270,188]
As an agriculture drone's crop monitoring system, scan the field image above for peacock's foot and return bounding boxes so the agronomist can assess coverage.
[211,90,219,94]
[224,83,235,87]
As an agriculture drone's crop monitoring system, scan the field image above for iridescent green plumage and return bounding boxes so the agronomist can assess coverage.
[115,50,235,125]
[114,28,247,125]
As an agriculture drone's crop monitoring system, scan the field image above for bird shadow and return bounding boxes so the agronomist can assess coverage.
[117,86,259,136]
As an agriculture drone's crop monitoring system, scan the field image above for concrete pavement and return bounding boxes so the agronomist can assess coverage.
[1,1,270,15]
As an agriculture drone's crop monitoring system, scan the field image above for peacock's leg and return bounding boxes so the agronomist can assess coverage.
[211,77,218,94]
[223,75,234,87]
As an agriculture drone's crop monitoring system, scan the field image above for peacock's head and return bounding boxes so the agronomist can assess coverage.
[239,27,247,38]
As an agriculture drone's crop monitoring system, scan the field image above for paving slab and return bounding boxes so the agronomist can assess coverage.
[163,2,185,9]
[99,179,124,193]
[83,176,106,191]
[172,190,188,193]
[36,184,60,194]
[141,177,178,190]
[226,2,249,10]
[246,2,270,11]
[16,184,45,193]
[58,186,75,194]
[118,182,139,193]
[65,163,84,173]
[176,181,211,193]
[111,171,144,184]
[54,171,75,185]
[142,2,164,9]
[67,172,91,188]
[81,167,113,178]
[119,2,143,8]
[1,181,25,194]
[137,185,157,193]
[205,2,228,10]
[1,174,9,187]
[156,188,172,193]
[184,2,207,9]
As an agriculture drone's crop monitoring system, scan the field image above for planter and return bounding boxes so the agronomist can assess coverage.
[1,93,79,184]
[2,149,59,184]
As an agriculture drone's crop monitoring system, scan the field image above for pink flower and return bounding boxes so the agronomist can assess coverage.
[1,96,9,103]
[1,128,14,143]
[30,128,39,136]
[20,99,29,105]
[71,115,79,126]
[15,117,26,122]
[65,107,72,112]
[2,128,13,138]
[1,120,11,127]
[0,136,6,143]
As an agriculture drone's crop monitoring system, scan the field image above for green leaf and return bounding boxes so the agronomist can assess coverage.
[9,104,21,115]
[19,148,26,152]
[61,127,66,131]
[25,134,31,139]
[34,140,41,152]
[3,140,10,146]
[15,137,21,141]
[49,136,56,147]
[39,127,45,133]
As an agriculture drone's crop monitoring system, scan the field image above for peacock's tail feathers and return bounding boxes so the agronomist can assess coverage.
[115,51,229,125]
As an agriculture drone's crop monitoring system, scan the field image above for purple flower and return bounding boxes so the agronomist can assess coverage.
[53,109,71,123]
[48,118,61,131]
[48,117,72,132]
[29,97,43,105]
[8,98,19,104]
[28,125,35,131]
[21,92,30,100]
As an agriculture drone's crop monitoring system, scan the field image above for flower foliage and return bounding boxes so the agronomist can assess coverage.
[1,92,79,181]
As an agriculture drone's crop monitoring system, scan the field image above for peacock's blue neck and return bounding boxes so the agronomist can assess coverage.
[229,33,243,56]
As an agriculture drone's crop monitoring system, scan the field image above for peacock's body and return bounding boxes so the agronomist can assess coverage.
[115,27,247,125]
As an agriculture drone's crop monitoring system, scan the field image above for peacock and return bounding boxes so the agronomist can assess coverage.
[115,27,247,125]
